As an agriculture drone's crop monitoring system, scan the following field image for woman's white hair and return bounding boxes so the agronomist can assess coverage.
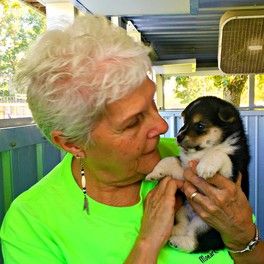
[15,15,151,146]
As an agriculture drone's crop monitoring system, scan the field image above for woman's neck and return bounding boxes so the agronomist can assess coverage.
[86,181,141,206]
[72,156,141,207]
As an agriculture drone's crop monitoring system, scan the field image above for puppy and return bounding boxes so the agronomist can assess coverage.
[146,96,250,252]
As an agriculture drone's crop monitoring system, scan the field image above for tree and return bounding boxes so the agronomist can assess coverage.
[169,75,221,106]
[0,0,46,92]
[173,76,197,104]
[170,74,248,107]
[255,74,264,105]
[213,75,248,106]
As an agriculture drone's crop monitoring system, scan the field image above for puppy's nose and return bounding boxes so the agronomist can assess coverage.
[177,132,185,143]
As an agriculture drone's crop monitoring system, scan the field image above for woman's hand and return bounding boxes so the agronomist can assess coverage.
[125,176,184,263]
[140,177,184,251]
[182,164,255,251]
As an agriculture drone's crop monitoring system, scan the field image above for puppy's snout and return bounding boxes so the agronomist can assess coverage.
[177,132,185,144]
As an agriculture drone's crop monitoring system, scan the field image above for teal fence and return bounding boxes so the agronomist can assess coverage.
[0,125,63,220]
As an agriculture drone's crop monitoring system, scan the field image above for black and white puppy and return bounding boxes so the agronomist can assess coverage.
[146,96,250,252]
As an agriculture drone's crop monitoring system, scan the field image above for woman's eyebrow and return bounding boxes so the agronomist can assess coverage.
[118,110,143,126]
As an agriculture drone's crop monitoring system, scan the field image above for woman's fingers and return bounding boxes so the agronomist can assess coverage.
[140,176,184,251]
[235,173,242,187]
[151,176,184,202]
[153,176,173,196]
[183,179,214,215]
[182,165,256,250]
[184,168,239,205]
[183,168,219,197]
[182,169,232,219]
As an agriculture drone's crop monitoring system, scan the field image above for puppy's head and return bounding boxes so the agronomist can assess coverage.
[177,96,241,152]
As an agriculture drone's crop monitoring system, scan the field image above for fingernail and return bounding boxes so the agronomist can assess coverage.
[188,161,194,168]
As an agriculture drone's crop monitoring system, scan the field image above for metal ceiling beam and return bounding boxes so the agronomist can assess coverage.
[74,0,191,16]
[143,30,219,35]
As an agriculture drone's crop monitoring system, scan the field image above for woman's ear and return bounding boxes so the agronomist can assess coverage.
[51,130,85,158]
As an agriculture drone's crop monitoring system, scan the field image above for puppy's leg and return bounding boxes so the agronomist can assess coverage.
[145,157,184,181]
[219,155,233,178]
[169,206,194,250]
[169,215,209,252]
[171,206,189,236]
[196,150,232,179]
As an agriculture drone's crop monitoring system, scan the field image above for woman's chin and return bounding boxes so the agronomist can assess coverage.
[138,149,161,175]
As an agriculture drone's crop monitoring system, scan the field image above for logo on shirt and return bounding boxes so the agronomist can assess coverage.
[198,250,218,263]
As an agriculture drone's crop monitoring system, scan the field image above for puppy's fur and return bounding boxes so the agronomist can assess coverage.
[146,96,250,252]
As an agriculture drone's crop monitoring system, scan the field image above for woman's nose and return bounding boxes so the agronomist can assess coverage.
[147,113,168,138]
[159,116,169,134]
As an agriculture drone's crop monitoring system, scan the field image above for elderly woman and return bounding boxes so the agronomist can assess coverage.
[1,15,263,264]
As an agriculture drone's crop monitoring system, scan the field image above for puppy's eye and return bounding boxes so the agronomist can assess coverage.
[194,122,205,133]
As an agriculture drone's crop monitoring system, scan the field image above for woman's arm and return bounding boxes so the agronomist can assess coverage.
[182,165,264,264]
[125,177,184,264]
[229,242,264,264]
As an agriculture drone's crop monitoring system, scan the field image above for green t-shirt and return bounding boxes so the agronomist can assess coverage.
[0,138,233,264]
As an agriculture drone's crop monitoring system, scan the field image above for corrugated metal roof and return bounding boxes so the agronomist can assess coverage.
[122,0,264,67]
[25,0,264,69]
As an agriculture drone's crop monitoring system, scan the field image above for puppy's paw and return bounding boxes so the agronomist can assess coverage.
[171,224,186,236]
[145,157,183,181]
[145,171,166,181]
[219,166,232,178]
[169,235,197,252]
[196,161,217,179]
[219,157,233,178]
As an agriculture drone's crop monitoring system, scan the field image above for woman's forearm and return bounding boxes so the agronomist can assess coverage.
[124,238,159,264]
[125,178,183,264]
[230,241,264,264]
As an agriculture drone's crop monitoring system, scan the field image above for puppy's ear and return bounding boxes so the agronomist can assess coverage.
[218,106,235,123]
[181,109,186,118]
[182,98,200,118]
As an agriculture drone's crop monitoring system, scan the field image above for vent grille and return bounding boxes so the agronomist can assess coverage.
[219,10,264,74]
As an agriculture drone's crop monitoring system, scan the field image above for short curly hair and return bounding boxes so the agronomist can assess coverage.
[15,15,151,146]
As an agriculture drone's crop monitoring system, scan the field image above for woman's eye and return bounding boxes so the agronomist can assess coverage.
[126,114,143,129]
[126,118,140,129]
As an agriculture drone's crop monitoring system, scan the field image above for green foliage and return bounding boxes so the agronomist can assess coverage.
[0,89,10,96]
[0,0,46,92]
[171,75,221,105]
[255,74,264,104]
[212,75,247,93]
[212,75,248,106]
[170,74,248,107]
[173,76,199,104]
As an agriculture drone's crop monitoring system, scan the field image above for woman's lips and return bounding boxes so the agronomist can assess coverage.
[143,148,158,155]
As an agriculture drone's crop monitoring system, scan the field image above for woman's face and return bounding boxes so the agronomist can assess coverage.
[84,77,168,186]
